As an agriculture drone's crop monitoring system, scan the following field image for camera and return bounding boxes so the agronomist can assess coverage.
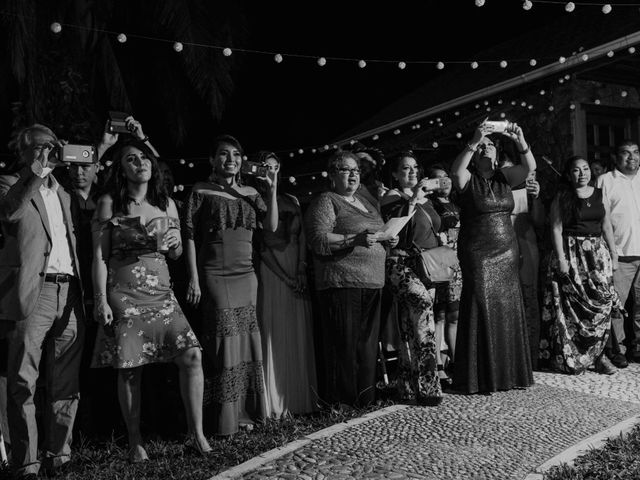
[107,111,130,134]
[240,160,269,177]
[484,120,514,133]
[52,144,96,164]
[422,177,452,192]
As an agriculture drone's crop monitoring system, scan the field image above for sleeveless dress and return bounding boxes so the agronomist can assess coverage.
[92,216,200,369]
[538,188,620,374]
[258,194,318,418]
[183,184,267,436]
[454,171,534,393]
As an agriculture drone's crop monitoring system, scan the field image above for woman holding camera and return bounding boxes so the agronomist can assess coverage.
[380,151,445,406]
[539,156,620,375]
[91,139,210,462]
[304,150,393,407]
[451,120,536,394]
[183,135,278,436]
[253,151,317,418]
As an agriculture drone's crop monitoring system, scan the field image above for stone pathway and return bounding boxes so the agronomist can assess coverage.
[212,364,640,480]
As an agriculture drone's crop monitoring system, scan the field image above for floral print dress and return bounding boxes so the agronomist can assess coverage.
[92,216,200,369]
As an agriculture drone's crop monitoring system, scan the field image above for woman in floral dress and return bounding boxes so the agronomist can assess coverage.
[539,156,620,375]
[92,139,211,462]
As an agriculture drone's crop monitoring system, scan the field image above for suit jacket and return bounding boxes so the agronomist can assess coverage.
[0,166,83,321]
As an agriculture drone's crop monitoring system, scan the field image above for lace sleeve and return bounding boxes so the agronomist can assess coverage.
[182,189,204,241]
[303,193,336,256]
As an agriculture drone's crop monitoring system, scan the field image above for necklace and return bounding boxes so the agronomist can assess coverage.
[342,195,356,203]
[130,197,145,206]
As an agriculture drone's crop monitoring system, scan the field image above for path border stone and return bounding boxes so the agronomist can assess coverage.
[523,413,640,480]
[208,404,411,480]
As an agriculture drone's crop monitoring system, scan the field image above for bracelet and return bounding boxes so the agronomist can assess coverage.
[465,143,478,153]
[94,292,106,299]
[518,145,530,155]
[139,135,149,143]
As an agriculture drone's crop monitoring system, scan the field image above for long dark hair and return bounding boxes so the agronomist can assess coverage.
[556,155,585,225]
[209,134,244,184]
[103,138,168,215]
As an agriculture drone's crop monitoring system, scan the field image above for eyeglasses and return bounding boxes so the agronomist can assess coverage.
[336,167,360,175]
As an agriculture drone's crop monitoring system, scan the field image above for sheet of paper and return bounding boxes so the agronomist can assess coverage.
[376,210,415,241]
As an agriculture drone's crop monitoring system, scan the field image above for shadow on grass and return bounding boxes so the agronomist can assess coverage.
[0,400,395,480]
[544,424,640,480]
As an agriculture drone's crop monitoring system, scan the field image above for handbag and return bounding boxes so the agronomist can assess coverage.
[410,201,459,284]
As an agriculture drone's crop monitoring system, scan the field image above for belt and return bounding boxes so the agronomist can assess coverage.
[44,273,75,283]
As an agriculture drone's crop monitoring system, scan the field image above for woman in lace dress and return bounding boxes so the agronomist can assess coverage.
[92,139,210,462]
[183,135,278,436]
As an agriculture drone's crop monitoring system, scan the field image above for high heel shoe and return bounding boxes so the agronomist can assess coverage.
[128,445,149,464]
[184,435,213,456]
[437,364,452,387]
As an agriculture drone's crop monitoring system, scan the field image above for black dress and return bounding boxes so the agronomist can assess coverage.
[453,171,533,393]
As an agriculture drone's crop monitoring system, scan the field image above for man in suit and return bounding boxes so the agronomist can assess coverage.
[0,124,84,479]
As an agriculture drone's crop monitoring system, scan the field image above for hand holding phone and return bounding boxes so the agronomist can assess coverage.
[107,111,130,134]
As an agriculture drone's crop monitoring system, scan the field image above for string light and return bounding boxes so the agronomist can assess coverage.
[621,90,628,97]
[436,62,445,70]
[274,53,283,63]
[471,61,479,69]
[565,2,576,12]
[358,59,367,68]
[173,42,183,52]
[500,60,508,68]
[317,57,327,67]
[602,4,612,14]
[475,0,485,6]
[50,22,62,33]
[523,0,533,10]
[117,33,127,43]
[529,59,537,66]
[222,47,232,57]
[398,61,407,70]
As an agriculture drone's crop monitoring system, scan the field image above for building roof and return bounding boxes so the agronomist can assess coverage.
[335,9,640,144]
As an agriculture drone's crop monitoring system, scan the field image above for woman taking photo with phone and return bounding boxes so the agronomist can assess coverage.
[451,120,536,394]
[380,151,447,406]
[183,134,278,436]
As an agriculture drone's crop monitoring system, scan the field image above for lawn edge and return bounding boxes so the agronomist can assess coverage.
[208,404,411,480]
[522,412,640,480]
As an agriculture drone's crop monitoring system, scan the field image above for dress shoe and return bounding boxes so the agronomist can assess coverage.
[128,444,149,464]
[595,355,617,375]
[607,352,628,368]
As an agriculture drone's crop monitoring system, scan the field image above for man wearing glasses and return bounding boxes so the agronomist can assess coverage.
[0,124,84,479]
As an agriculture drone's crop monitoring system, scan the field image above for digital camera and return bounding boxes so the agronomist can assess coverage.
[52,144,96,164]
[241,160,269,177]
[107,111,130,134]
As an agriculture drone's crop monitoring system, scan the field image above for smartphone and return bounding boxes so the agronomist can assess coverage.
[107,111,130,134]
[422,177,452,192]
[54,144,96,164]
[240,160,269,177]
[484,120,513,133]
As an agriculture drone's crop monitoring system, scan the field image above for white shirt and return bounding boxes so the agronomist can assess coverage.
[597,169,640,256]
[39,176,76,275]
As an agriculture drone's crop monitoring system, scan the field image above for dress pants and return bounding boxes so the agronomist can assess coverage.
[612,257,640,354]
[6,279,84,476]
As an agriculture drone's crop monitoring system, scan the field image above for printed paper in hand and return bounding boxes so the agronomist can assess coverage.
[376,210,415,241]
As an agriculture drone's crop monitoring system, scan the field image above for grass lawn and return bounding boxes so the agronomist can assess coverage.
[0,401,393,480]
[544,424,640,480]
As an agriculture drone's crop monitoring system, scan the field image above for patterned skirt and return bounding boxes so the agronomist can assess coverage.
[539,235,620,374]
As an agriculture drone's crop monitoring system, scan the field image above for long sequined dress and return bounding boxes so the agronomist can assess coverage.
[454,171,534,394]
[92,216,201,369]
[258,194,318,418]
[183,184,267,436]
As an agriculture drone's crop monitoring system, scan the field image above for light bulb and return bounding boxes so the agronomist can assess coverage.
[398,61,406,70]
[565,2,575,12]
[274,53,283,63]
[358,59,367,68]
[50,22,62,33]
[602,4,612,14]
[117,33,127,43]
[173,42,183,52]
[222,47,232,57]
[317,57,327,66]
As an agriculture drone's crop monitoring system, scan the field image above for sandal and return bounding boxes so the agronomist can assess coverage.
[437,364,452,387]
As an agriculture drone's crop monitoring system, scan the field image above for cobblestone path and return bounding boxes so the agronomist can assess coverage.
[214,364,640,480]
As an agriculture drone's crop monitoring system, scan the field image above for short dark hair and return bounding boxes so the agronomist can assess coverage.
[327,150,360,173]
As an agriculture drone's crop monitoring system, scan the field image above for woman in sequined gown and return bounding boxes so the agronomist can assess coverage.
[92,139,210,462]
[451,121,536,394]
[183,135,278,436]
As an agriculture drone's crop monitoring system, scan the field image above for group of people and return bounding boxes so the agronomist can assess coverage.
[0,115,638,479]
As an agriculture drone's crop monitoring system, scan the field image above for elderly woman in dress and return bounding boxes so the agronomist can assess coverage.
[304,150,396,407]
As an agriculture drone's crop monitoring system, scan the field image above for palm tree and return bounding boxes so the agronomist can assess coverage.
[1,0,246,146]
